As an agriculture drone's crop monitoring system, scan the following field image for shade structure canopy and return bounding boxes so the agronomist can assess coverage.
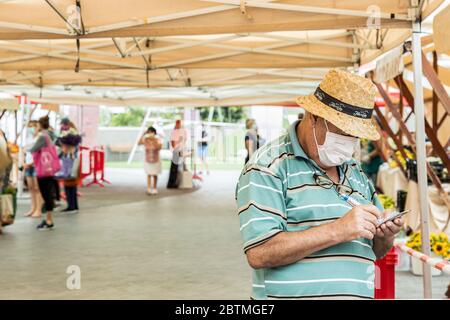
[0,0,423,39]
[0,0,446,106]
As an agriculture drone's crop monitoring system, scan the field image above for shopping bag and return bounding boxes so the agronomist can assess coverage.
[70,156,80,179]
[0,194,14,226]
[179,170,193,189]
[56,156,74,179]
[32,135,61,178]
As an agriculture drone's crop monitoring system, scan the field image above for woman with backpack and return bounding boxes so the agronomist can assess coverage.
[56,119,82,213]
[30,116,61,230]
[139,126,162,195]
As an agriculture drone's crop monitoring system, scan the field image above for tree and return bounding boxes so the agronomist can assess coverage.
[199,106,245,123]
[110,107,146,127]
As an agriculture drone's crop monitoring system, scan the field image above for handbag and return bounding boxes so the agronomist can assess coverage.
[56,155,74,179]
[0,194,14,226]
[179,170,193,189]
[32,134,61,178]
[70,156,80,179]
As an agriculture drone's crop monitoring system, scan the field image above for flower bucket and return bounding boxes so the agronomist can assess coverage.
[411,253,442,276]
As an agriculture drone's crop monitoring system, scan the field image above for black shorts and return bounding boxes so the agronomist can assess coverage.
[37,177,55,211]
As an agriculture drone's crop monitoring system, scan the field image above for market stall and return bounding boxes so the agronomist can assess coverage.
[0,99,19,230]
[405,181,450,234]
[376,163,409,203]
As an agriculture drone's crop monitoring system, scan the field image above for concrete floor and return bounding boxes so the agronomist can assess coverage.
[0,168,448,299]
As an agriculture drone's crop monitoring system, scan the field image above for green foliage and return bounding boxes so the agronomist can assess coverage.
[199,106,245,123]
[110,108,146,127]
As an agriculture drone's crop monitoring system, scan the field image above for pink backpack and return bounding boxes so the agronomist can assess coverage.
[32,134,61,178]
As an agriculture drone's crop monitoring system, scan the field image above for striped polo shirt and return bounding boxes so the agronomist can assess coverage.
[236,120,383,300]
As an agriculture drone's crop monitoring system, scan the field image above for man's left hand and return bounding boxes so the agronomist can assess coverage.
[375,216,404,242]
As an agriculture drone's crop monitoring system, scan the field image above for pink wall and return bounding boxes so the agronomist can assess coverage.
[68,105,99,148]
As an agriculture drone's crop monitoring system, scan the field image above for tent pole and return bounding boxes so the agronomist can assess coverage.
[411,20,432,299]
[127,108,152,165]
[17,96,29,199]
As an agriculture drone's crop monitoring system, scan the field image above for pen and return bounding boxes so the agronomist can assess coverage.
[339,193,385,226]
[339,193,361,207]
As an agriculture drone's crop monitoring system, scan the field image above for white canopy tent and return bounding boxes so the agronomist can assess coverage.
[0,0,445,106]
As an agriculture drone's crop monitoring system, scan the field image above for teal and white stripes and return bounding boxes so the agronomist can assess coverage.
[236,120,383,300]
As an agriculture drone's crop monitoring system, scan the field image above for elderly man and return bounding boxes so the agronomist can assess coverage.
[236,69,403,300]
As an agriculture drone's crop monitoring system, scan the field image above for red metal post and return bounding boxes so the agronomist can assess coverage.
[375,248,398,299]
[98,146,110,184]
[78,146,92,187]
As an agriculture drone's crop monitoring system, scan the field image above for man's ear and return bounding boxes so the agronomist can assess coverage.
[309,112,318,127]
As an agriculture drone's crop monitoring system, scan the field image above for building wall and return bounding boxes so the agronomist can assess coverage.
[67,105,100,148]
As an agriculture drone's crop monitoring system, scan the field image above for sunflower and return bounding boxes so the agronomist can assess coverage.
[438,232,449,242]
[432,243,447,257]
[413,241,422,251]
[430,233,439,244]
[406,241,414,248]
[412,232,421,241]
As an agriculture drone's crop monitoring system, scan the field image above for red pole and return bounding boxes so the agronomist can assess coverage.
[98,146,110,184]
[374,248,397,299]
[78,146,92,187]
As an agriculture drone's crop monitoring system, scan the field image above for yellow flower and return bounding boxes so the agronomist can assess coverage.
[412,232,421,240]
[438,232,449,242]
[432,243,447,257]
[413,239,421,248]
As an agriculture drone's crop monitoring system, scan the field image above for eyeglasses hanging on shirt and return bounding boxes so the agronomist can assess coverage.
[303,159,368,202]
[313,173,368,202]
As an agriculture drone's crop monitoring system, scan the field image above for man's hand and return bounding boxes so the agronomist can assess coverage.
[375,216,404,242]
[372,214,404,259]
[333,205,381,242]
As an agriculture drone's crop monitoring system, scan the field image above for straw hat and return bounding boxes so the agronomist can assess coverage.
[296,69,380,140]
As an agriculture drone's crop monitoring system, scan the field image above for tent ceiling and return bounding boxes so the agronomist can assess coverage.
[0,81,318,107]
[0,0,419,40]
[0,0,446,107]
[0,31,356,71]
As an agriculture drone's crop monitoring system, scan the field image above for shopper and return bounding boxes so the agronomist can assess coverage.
[57,121,82,213]
[244,118,263,164]
[167,120,187,189]
[139,126,162,195]
[236,69,403,299]
[23,120,43,218]
[197,122,210,175]
[30,116,60,230]
[58,144,79,213]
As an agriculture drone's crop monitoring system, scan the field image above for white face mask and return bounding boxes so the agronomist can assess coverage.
[313,119,358,167]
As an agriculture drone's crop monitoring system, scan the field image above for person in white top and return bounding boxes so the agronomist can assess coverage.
[23,120,43,218]
[139,126,162,195]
